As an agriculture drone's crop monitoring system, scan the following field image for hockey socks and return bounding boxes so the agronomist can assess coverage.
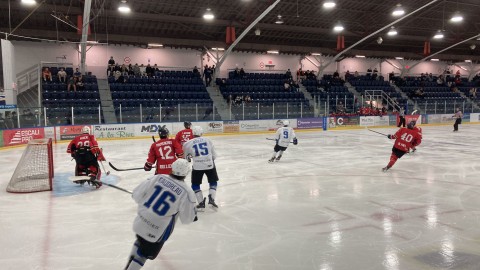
[125,242,146,270]
[387,154,398,168]
[209,183,217,200]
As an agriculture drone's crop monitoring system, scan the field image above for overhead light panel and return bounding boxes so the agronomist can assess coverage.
[118,0,131,13]
[21,0,36,5]
[395,57,404,60]
[211,47,225,51]
[392,4,405,16]
[267,50,279,54]
[311,53,321,56]
[333,22,344,32]
[450,12,463,23]
[355,55,366,58]
[430,58,439,61]
[465,60,472,63]
[323,0,336,9]
[387,26,398,36]
[203,8,215,20]
[275,15,284,24]
[148,43,163,47]
[433,30,444,39]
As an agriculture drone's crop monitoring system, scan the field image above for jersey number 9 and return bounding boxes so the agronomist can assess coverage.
[283,130,288,139]
[143,185,176,216]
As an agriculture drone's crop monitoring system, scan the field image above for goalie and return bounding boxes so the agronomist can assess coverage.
[67,126,106,188]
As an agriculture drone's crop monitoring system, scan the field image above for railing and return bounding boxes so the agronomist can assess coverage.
[364,90,400,112]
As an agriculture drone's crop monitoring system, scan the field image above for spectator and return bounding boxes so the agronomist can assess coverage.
[388,71,395,83]
[436,75,444,85]
[139,64,146,77]
[11,111,18,128]
[202,107,214,120]
[73,68,82,81]
[233,67,240,78]
[336,101,345,113]
[354,71,359,77]
[469,87,477,98]
[133,63,141,77]
[345,70,351,80]
[239,68,246,78]
[244,95,252,103]
[333,71,340,79]
[366,68,372,77]
[108,56,115,67]
[372,68,378,79]
[286,69,292,79]
[120,64,129,76]
[127,64,134,76]
[67,76,76,92]
[162,107,174,121]
[146,64,154,77]
[193,66,199,76]
[114,70,122,82]
[284,81,291,91]
[297,68,305,82]
[42,67,52,82]
[76,76,85,90]
[0,112,5,129]
[451,86,459,93]
[57,68,67,83]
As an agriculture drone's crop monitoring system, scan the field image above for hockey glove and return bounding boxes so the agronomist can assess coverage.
[144,162,153,171]
[387,135,393,139]
[293,138,298,145]
[186,154,193,162]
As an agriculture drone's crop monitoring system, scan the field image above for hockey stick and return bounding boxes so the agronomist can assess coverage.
[367,128,389,137]
[152,136,156,142]
[109,162,154,171]
[99,160,110,176]
[69,176,132,194]
[266,138,294,144]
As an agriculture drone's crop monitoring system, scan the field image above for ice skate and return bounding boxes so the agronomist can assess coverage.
[275,155,282,162]
[382,166,389,172]
[196,197,206,211]
[268,157,275,163]
[208,195,218,210]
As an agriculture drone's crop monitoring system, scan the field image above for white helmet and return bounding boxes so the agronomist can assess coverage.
[82,126,91,134]
[283,120,290,126]
[192,126,203,137]
[171,159,191,177]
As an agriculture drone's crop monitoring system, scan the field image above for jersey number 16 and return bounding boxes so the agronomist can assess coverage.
[143,185,176,216]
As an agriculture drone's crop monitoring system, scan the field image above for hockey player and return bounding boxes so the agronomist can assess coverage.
[182,126,219,210]
[268,120,298,163]
[382,121,422,172]
[124,159,197,270]
[411,125,423,153]
[145,126,183,175]
[175,121,194,146]
[67,126,106,188]
[452,107,463,132]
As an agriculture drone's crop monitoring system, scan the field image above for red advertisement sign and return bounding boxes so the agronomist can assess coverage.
[58,125,87,140]
[3,128,45,146]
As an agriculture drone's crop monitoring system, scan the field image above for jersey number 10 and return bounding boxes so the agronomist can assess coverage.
[143,185,176,216]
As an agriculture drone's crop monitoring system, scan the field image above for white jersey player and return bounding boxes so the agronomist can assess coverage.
[182,126,219,210]
[268,120,298,163]
[124,159,197,270]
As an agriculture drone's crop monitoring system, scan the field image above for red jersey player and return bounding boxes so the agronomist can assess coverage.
[382,121,422,172]
[145,126,184,175]
[175,121,194,146]
[67,126,106,188]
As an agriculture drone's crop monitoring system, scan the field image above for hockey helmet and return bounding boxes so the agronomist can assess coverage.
[82,126,91,134]
[283,120,290,126]
[158,125,169,138]
[192,126,203,137]
[171,159,191,177]
[407,121,416,129]
[184,121,192,129]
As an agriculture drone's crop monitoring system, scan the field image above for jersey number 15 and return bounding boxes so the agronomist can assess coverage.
[193,142,209,156]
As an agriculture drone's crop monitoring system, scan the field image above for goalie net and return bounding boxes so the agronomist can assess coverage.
[6,138,54,193]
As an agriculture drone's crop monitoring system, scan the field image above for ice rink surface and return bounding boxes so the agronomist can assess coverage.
[1,124,480,270]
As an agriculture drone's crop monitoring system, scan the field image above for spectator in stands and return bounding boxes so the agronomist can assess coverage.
[372,68,378,79]
[57,68,67,83]
[234,95,243,106]
[153,64,160,76]
[202,107,213,120]
[354,71,359,78]
[193,66,199,76]
[0,112,5,129]
[284,80,291,91]
[42,67,52,82]
[67,76,76,92]
[388,71,395,83]
[233,67,240,78]
[428,73,434,82]
[114,70,122,82]
[469,87,477,98]
[76,76,85,90]
[133,63,141,77]
[239,68,246,78]
[456,70,461,77]
[454,76,462,86]
[108,56,115,67]
[297,68,305,82]
[120,64,128,76]
[366,68,372,77]
[204,66,213,86]
[345,70,351,79]
[451,86,459,93]
[73,68,82,80]
[415,87,424,99]
[436,75,444,85]
[162,107,174,121]
[146,64,154,77]
[286,69,292,79]
[244,95,252,103]
[333,71,340,79]
[139,64,146,77]
[336,101,345,113]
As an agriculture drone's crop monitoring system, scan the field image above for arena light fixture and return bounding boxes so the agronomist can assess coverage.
[275,15,284,24]
[267,50,279,54]
[333,22,344,32]
[465,60,472,63]
[311,53,321,56]
[118,0,131,13]
[392,4,405,16]
[450,11,463,23]
[323,0,336,9]
[387,26,398,36]
[430,58,439,61]
[203,8,215,20]
[395,57,404,60]
[433,30,444,39]
[211,47,225,51]
[355,55,366,58]
[148,43,163,47]
[21,0,36,5]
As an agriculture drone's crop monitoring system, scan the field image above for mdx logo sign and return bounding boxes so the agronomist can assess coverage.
[141,125,165,133]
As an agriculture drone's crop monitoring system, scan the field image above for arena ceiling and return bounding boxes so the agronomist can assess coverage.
[1,0,480,61]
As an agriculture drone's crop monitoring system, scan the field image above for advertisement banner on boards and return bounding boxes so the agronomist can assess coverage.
[57,125,87,140]
[240,120,272,132]
[297,118,323,129]
[0,130,3,147]
[223,120,239,133]
[93,124,135,139]
[359,116,375,127]
[470,113,480,123]
[374,115,390,126]
[134,123,174,137]
[405,115,421,124]
[335,116,360,127]
[3,127,45,146]
[205,121,223,133]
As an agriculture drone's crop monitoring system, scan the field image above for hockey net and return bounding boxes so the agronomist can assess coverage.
[6,138,54,193]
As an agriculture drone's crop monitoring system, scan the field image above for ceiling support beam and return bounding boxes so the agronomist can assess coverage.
[7,0,45,38]
[404,33,480,76]
[215,0,282,77]
[80,0,92,74]
[318,0,441,77]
